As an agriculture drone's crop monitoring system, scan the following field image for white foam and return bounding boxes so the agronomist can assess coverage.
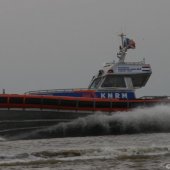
[15,105,170,139]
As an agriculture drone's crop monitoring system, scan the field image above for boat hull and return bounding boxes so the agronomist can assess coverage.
[0,94,169,137]
[0,109,93,137]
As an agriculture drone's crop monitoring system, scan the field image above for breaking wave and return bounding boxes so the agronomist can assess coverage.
[12,105,170,140]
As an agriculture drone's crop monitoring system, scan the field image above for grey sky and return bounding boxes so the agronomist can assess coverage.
[0,0,170,97]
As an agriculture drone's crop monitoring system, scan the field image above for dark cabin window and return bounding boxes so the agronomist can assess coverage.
[60,100,77,107]
[43,98,59,105]
[101,75,126,88]
[131,74,150,87]
[89,78,102,89]
[0,97,8,103]
[78,101,94,108]
[95,102,111,108]
[112,102,127,108]
[129,101,157,108]
[25,98,42,105]
[9,97,23,104]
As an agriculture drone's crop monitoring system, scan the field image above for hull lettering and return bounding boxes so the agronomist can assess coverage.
[100,92,128,99]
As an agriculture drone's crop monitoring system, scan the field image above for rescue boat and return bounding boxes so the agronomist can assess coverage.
[0,33,169,136]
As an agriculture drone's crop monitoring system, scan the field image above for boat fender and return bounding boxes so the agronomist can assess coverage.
[108,69,113,73]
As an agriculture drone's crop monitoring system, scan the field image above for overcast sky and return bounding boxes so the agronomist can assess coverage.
[0,0,170,97]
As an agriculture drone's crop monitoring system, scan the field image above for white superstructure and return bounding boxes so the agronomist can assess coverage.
[88,33,152,90]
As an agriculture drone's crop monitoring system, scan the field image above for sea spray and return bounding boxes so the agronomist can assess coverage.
[12,105,170,140]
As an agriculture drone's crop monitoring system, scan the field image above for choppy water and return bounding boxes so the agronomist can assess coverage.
[1,105,170,170]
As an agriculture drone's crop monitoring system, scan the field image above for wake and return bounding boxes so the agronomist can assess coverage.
[12,105,170,140]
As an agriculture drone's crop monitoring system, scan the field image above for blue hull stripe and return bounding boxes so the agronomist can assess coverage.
[39,91,135,99]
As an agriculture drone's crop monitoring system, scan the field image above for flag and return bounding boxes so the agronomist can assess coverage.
[123,38,136,49]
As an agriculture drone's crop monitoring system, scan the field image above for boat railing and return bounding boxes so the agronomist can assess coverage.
[1,94,170,112]
[25,88,89,95]
[120,61,145,65]
[139,96,170,99]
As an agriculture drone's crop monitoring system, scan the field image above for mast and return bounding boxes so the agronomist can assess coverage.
[116,33,136,63]
[120,33,126,47]
[117,33,127,63]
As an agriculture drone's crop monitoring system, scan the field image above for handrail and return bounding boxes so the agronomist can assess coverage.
[140,96,170,99]
[25,88,88,95]
[118,61,145,65]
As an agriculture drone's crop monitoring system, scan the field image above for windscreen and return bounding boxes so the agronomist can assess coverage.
[101,75,126,88]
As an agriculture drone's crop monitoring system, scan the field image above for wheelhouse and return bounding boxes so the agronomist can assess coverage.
[89,75,127,89]
[88,72,151,90]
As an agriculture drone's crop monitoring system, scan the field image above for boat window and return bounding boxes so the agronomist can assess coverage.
[129,102,144,108]
[60,100,77,107]
[112,102,127,108]
[95,102,111,108]
[101,75,126,88]
[78,101,94,108]
[0,97,8,103]
[25,98,42,105]
[89,78,102,89]
[9,97,23,104]
[43,98,59,105]
[131,74,150,87]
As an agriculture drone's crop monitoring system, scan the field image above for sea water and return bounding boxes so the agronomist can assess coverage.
[0,105,170,170]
